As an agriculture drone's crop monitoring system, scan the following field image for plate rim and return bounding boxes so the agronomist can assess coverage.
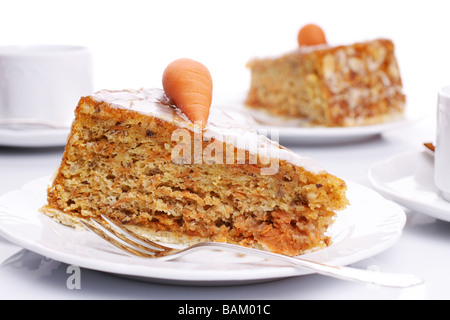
[214,94,425,144]
[0,176,406,284]
[254,116,415,137]
[0,127,70,147]
[368,150,450,221]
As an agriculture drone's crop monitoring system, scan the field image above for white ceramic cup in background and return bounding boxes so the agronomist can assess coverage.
[435,86,450,202]
[0,45,93,128]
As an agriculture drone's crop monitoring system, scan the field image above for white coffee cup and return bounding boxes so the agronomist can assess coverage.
[0,45,93,128]
[435,86,450,201]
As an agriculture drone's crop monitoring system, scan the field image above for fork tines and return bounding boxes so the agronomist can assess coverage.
[80,215,173,258]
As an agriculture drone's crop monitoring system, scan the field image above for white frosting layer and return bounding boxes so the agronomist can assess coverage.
[91,88,325,174]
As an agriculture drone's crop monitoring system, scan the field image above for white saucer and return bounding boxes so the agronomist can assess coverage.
[214,92,423,145]
[0,127,70,147]
[0,176,406,285]
[368,150,450,222]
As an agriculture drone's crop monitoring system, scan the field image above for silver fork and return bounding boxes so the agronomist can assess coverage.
[80,214,423,288]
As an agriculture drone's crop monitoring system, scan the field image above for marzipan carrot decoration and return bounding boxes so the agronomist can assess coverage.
[162,58,213,129]
[297,24,327,47]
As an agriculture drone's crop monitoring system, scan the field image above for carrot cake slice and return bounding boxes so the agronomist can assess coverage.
[246,26,406,127]
[42,86,348,256]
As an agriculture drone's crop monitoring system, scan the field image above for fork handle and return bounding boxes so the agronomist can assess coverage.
[183,242,423,288]
[288,259,422,288]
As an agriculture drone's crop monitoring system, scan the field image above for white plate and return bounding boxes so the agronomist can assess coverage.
[368,150,450,222]
[0,176,406,285]
[214,92,422,145]
[0,127,70,147]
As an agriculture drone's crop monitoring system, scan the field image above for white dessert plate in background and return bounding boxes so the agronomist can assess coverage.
[0,176,406,285]
[214,92,423,145]
[368,150,450,222]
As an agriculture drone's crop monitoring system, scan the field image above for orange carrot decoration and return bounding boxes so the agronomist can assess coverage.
[297,24,327,47]
[162,58,213,129]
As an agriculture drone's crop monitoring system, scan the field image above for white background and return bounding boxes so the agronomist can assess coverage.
[1,0,449,104]
[1,0,450,300]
